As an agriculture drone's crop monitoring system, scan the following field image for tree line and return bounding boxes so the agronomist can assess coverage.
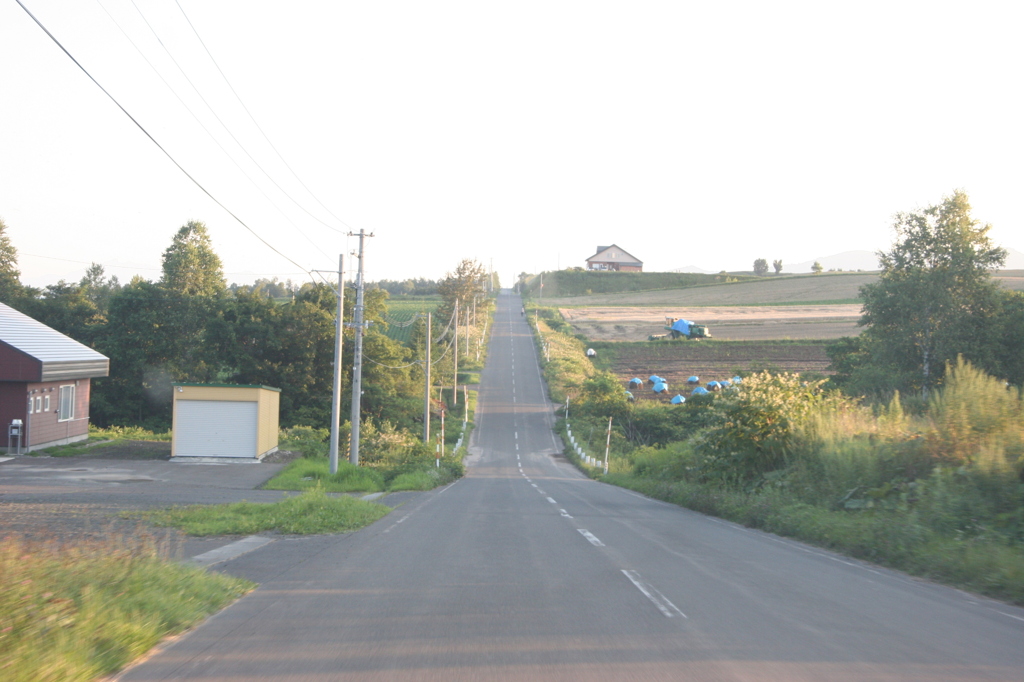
[0,217,493,434]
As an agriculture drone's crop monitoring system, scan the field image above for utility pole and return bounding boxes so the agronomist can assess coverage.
[604,416,612,475]
[328,255,344,474]
[423,311,431,443]
[348,229,373,465]
[452,299,459,406]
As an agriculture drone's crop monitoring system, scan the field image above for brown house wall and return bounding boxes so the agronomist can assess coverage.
[0,383,28,446]
[29,380,90,447]
[0,343,42,382]
[1,379,91,449]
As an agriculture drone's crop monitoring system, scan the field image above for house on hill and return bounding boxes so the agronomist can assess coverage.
[0,302,109,452]
[586,245,643,272]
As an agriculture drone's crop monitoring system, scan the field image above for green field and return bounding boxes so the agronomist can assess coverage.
[522,270,756,299]
[383,299,440,344]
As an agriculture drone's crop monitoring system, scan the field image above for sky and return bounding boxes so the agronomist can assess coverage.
[2,1,1023,290]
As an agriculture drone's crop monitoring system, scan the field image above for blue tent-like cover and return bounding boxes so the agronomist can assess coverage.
[670,319,694,336]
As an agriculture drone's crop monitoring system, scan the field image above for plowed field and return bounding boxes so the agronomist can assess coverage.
[563,305,861,342]
[592,340,831,400]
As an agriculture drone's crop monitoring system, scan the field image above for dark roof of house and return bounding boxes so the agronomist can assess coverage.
[0,303,109,382]
[585,244,643,266]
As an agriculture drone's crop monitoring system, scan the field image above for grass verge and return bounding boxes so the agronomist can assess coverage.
[603,473,1024,606]
[34,425,173,457]
[0,534,252,681]
[127,487,390,535]
[263,459,385,493]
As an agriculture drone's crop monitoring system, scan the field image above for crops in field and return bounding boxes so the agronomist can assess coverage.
[592,340,832,401]
[383,299,439,344]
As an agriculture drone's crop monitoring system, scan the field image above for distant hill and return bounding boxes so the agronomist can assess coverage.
[1004,247,1024,269]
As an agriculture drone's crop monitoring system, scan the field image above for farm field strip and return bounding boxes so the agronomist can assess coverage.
[593,341,833,400]
[538,271,1021,308]
[382,300,438,344]
[562,304,862,342]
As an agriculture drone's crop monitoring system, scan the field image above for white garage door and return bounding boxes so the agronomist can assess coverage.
[175,400,259,458]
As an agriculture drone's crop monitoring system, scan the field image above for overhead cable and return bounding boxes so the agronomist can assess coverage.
[15,0,313,278]
[123,0,332,259]
[174,0,354,234]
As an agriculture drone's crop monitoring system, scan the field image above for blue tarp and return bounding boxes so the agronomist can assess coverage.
[707,381,720,391]
[671,319,695,335]
[687,375,700,384]
[691,386,709,395]
[671,394,686,404]
[648,375,662,384]
[629,378,643,387]
[653,382,668,393]
[625,390,634,401]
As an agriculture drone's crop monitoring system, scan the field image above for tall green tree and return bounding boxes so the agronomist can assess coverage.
[436,258,491,327]
[773,259,783,275]
[437,258,488,322]
[753,258,769,276]
[0,216,23,302]
[160,220,226,297]
[859,190,1006,393]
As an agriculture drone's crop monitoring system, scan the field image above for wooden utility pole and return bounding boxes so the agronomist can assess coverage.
[453,299,459,406]
[604,416,613,475]
[348,229,373,465]
[423,311,431,443]
[328,255,344,474]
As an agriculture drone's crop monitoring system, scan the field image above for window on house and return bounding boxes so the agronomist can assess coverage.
[44,395,50,412]
[28,397,33,414]
[58,386,75,422]
[35,397,42,413]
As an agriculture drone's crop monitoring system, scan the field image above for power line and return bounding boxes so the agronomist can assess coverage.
[120,0,332,260]
[173,0,354,235]
[15,0,313,278]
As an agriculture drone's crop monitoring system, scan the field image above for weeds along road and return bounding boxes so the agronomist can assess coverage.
[119,291,1024,682]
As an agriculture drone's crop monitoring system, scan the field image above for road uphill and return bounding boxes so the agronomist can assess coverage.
[119,290,1024,681]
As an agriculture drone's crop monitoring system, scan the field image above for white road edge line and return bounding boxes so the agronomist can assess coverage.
[622,570,687,618]
[577,529,604,546]
[189,535,275,567]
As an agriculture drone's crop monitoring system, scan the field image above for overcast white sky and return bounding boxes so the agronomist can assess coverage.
[2,1,1022,289]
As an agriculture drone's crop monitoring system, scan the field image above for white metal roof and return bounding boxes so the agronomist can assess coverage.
[0,302,109,380]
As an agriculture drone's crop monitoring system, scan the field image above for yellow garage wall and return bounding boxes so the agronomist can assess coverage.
[172,384,280,459]
[256,389,280,456]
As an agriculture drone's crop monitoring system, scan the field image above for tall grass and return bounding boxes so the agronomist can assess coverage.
[0,534,252,680]
[557,350,1024,602]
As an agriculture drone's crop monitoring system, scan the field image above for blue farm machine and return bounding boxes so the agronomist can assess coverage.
[649,317,711,341]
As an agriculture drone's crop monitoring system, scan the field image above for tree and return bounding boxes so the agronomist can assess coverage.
[753,258,769,276]
[859,190,1006,394]
[773,259,783,275]
[0,216,23,302]
[160,221,226,297]
[437,258,488,323]
[811,261,823,274]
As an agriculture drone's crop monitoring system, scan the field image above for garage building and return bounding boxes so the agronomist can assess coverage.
[171,383,280,462]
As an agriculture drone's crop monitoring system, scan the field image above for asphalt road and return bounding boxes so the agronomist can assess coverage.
[115,290,1024,681]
